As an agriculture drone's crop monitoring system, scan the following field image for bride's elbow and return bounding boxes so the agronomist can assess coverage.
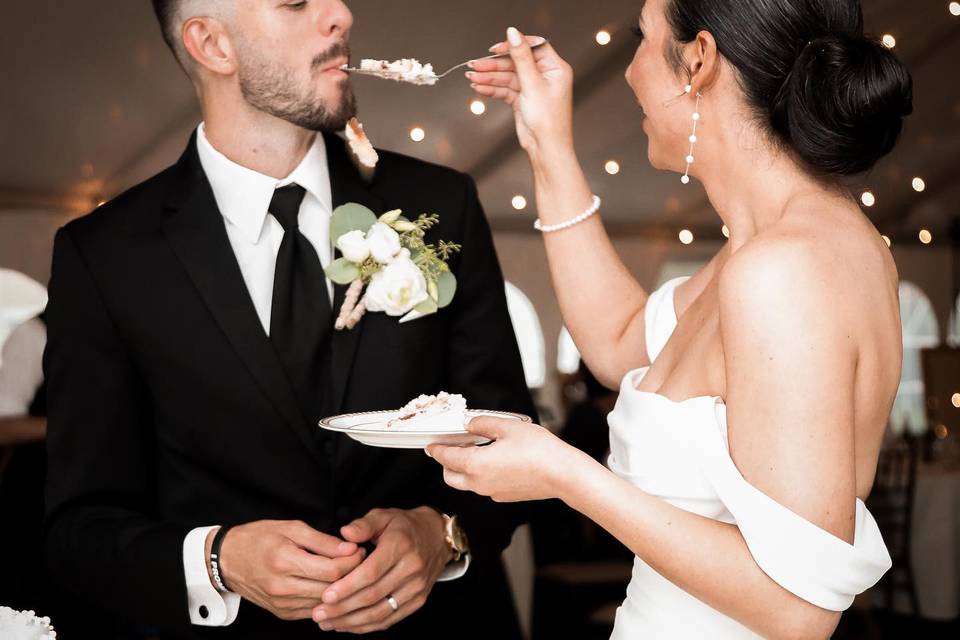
[578,354,629,391]
[771,607,841,640]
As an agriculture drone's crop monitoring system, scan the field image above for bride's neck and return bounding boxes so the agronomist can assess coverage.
[695,125,830,251]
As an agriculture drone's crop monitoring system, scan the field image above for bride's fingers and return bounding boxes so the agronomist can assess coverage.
[505,27,544,92]
[470,83,520,105]
[488,34,544,55]
[468,58,516,74]
[443,469,470,492]
[465,71,520,92]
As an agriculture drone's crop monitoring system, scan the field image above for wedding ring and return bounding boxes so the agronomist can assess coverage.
[386,595,400,612]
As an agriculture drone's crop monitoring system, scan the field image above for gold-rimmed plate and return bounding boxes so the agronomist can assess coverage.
[319,409,531,449]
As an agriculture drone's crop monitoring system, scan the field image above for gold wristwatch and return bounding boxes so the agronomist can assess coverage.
[442,514,469,562]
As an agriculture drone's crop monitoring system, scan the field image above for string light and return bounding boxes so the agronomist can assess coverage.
[605,160,621,175]
[470,100,486,116]
[919,229,932,244]
[912,177,926,192]
[882,34,896,49]
[860,191,876,207]
[951,392,960,408]
[511,195,527,211]
[882,235,891,247]
[950,2,960,17]
[596,30,611,46]
[721,225,730,238]
[935,424,949,439]
[409,127,425,142]
[679,229,694,245]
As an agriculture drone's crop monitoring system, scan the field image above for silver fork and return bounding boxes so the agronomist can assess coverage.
[342,37,547,82]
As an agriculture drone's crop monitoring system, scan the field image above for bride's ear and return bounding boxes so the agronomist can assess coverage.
[684,30,721,95]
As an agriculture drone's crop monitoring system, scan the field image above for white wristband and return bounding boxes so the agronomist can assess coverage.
[534,195,602,233]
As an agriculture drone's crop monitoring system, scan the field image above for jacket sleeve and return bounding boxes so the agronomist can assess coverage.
[43,226,193,628]
[431,174,538,563]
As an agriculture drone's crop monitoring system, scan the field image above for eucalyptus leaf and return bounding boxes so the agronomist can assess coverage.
[437,271,457,308]
[325,257,361,285]
[427,279,440,303]
[330,203,377,244]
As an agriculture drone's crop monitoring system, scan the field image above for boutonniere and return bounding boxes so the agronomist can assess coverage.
[325,204,461,330]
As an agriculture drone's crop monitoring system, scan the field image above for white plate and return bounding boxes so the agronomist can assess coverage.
[319,409,532,449]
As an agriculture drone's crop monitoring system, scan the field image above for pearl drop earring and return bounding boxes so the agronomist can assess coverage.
[681,84,701,185]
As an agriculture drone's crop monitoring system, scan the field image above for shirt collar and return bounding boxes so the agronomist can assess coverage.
[195,122,332,244]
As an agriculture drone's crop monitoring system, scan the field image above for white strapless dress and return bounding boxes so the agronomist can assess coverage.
[607,277,892,639]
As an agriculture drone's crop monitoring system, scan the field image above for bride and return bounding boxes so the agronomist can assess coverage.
[428,0,912,637]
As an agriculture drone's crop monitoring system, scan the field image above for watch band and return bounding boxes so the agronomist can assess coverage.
[442,514,468,562]
[209,525,232,593]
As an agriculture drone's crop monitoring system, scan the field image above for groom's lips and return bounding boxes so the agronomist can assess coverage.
[320,58,349,74]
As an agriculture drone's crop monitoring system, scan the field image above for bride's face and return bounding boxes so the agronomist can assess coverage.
[625,0,693,173]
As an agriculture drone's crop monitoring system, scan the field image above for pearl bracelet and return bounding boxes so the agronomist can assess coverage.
[534,195,602,233]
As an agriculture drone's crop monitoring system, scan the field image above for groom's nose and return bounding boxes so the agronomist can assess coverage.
[321,0,354,40]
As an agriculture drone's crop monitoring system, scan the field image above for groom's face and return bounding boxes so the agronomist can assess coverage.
[232,0,357,131]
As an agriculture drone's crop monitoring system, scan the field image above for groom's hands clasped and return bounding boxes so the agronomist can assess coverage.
[213,520,366,621]
[311,507,453,634]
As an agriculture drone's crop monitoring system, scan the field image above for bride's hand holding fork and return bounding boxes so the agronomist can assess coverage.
[468,27,574,161]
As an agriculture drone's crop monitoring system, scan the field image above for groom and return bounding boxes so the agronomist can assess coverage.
[42,1,534,638]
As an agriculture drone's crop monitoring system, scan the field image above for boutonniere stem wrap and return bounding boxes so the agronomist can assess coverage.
[325,204,461,330]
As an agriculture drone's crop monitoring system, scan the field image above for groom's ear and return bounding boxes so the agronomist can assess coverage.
[182,15,239,79]
[684,30,721,95]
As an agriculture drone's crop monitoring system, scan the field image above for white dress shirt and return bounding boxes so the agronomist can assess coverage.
[184,124,467,627]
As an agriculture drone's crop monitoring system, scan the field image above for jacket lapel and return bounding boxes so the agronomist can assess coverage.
[324,131,385,414]
[160,136,325,462]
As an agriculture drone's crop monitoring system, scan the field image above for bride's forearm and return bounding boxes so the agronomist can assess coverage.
[528,146,651,386]
[558,458,839,640]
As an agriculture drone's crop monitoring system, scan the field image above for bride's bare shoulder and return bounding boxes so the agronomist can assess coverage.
[718,208,896,322]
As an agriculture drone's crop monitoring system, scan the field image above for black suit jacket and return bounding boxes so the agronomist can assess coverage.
[43,131,535,639]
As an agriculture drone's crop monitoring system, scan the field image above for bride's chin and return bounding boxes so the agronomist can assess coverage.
[646,148,667,171]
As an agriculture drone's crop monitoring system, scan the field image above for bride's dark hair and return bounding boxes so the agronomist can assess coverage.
[665,0,913,176]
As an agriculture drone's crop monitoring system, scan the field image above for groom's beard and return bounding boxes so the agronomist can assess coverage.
[236,40,357,132]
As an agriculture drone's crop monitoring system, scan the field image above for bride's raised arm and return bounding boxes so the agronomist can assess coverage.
[470,30,654,387]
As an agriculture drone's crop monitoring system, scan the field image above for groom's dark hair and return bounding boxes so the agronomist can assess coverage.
[151,0,230,73]
[151,0,181,63]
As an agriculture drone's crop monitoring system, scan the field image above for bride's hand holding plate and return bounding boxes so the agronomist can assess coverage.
[427,416,585,503]
[468,27,574,157]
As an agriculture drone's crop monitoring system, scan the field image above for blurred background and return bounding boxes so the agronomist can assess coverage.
[1,1,958,638]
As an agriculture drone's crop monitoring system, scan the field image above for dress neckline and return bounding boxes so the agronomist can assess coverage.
[624,366,726,407]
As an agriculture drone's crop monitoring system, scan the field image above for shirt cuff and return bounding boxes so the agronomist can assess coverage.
[183,526,241,626]
[436,552,471,582]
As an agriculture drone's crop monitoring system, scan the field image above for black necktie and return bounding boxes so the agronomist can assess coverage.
[268,184,333,424]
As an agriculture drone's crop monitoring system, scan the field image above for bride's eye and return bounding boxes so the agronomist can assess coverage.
[631,26,645,42]
[287,1,307,9]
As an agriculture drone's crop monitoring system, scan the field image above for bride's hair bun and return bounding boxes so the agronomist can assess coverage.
[770,35,913,176]
[665,0,913,177]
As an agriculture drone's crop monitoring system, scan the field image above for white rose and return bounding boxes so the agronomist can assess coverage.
[363,253,429,316]
[336,229,371,263]
[366,222,402,264]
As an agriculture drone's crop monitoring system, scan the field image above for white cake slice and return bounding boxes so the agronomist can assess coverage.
[352,58,439,86]
[388,392,468,431]
[0,608,57,640]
